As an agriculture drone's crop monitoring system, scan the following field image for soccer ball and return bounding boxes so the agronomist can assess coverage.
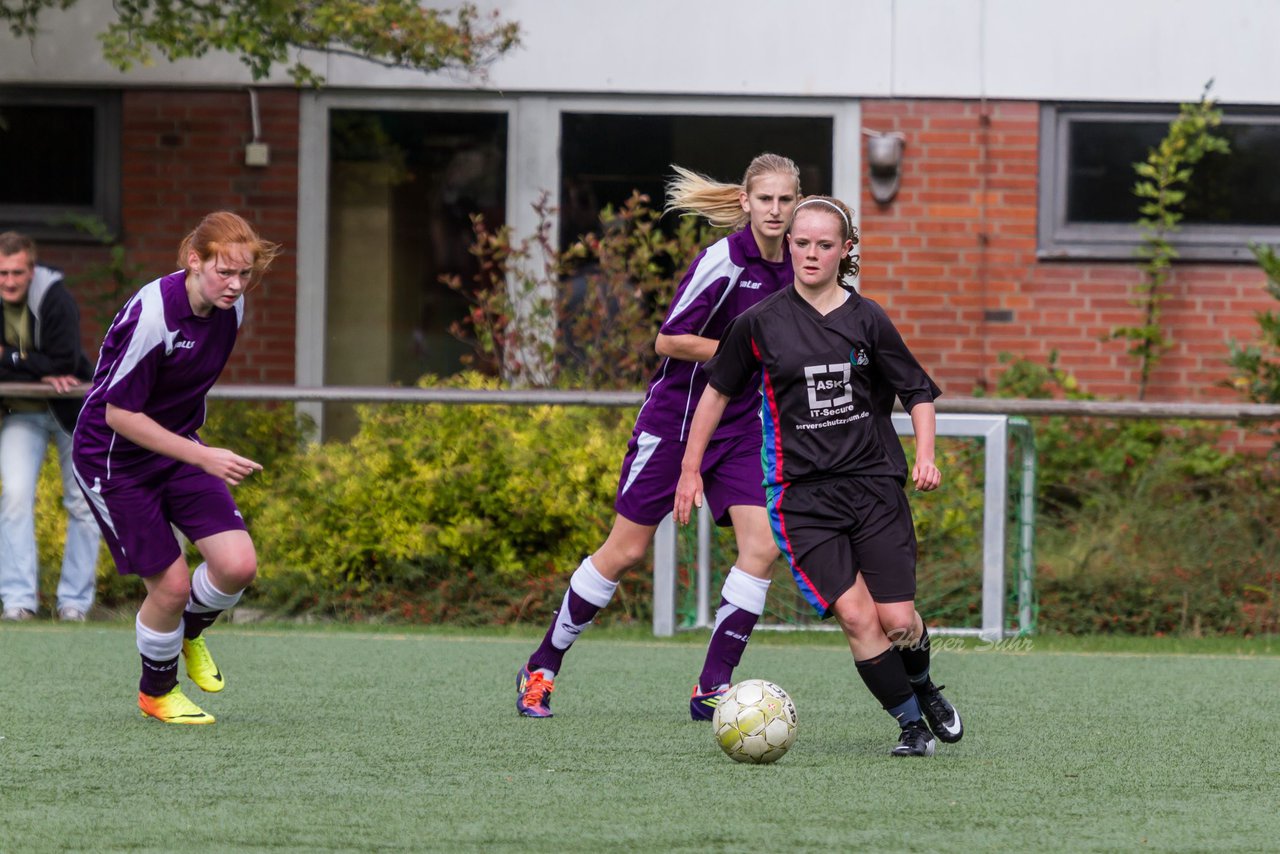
[711,679,798,764]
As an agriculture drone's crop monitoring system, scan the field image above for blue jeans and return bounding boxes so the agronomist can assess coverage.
[0,411,101,613]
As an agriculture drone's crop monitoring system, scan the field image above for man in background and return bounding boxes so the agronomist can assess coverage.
[0,231,99,621]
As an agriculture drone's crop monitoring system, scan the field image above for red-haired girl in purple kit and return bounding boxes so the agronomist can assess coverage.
[73,211,281,724]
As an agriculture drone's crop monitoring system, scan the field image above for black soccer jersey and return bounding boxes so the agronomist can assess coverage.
[706,284,941,488]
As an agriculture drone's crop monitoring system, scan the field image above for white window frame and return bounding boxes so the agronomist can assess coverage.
[296,92,860,412]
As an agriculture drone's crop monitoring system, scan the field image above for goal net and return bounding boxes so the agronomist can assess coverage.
[653,414,1035,641]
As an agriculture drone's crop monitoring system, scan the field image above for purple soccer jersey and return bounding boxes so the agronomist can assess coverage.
[632,226,791,442]
[73,271,242,482]
[71,271,246,577]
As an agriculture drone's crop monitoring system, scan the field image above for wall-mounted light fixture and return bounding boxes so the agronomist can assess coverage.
[245,88,270,167]
[863,130,905,205]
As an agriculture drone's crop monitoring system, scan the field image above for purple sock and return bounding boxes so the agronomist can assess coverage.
[182,607,220,640]
[697,599,760,691]
[139,655,179,697]
[527,587,603,674]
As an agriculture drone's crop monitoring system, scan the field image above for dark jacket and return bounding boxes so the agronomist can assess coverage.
[0,264,94,433]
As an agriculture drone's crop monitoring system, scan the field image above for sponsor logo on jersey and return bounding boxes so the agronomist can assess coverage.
[174,339,196,350]
[804,363,853,410]
[738,279,764,290]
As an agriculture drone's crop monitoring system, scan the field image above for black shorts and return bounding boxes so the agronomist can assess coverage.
[767,475,917,618]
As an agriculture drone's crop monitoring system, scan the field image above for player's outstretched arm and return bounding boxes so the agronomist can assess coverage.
[105,403,263,486]
[674,385,731,524]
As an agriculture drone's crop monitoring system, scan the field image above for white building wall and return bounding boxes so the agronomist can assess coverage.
[3,0,1278,105]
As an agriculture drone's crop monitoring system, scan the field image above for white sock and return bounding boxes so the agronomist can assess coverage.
[549,556,618,650]
[718,566,770,618]
[135,613,183,661]
[188,563,242,613]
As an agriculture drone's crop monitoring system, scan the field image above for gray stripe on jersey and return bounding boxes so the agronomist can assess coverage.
[637,241,745,439]
[665,240,742,325]
[103,278,176,394]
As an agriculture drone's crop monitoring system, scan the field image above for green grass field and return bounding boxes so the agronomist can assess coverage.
[1,623,1277,852]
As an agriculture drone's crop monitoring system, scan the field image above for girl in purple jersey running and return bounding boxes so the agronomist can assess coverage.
[72,211,280,725]
[517,154,800,720]
[674,196,964,757]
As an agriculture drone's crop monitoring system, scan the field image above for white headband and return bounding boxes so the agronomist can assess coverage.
[794,198,851,235]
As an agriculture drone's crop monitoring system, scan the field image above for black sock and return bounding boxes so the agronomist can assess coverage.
[855,647,922,726]
[139,654,179,697]
[898,627,932,686]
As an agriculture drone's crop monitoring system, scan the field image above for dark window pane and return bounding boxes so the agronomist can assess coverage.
[326,109,507,409]
[559,113,833,249]
[1185,123,1280,226]
[0,105,97,206]
[1066,116,1280,227]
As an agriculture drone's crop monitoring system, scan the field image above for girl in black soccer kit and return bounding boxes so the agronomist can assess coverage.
[674,195,963,757]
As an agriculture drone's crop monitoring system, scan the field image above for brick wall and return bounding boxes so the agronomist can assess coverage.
[859,99,1272,404]
[42,92,1274,411]
[46,88,300,384]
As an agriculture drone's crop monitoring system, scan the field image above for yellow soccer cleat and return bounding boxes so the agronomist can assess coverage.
[182,636,226,693]
[138,685,215,725]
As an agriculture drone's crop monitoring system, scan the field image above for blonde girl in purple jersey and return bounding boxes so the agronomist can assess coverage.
[517,154,800,720]
[72,211,280,724]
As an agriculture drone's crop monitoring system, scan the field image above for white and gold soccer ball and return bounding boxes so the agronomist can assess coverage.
[711,679,798,764]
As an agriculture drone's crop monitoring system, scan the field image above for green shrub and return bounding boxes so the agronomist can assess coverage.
[972,351,1279,636]
[246,373,635,618]
[1036,451,1279,636]
[988,351,1236,514]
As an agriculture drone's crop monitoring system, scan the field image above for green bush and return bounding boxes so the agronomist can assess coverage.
[984,352,1277,636]
[987,351,1236,514]
[246,373,636,619]
[1036,451,1279,636]
[29,360,1275,638]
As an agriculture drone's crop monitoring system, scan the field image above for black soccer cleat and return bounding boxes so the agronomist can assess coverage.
[890,721,937,757]
[914,680,963,743]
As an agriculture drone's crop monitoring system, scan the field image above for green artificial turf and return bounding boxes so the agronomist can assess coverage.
[1,624,1277,852]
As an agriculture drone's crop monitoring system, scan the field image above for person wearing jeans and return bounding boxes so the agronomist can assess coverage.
[0,231,99,622]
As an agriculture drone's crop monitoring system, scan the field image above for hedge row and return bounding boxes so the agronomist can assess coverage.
[31,373,1279,636]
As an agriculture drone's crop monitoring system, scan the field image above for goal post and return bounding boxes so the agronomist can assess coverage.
[652,413,1036,641]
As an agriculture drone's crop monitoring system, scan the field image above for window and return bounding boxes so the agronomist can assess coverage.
[324,107,507,436]
[560,113,833,251]
[0,91,120,240]
[1038,104,1280,261]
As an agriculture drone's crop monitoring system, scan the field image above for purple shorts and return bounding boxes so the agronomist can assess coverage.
[614,429,765,527]
[73,460,248,577]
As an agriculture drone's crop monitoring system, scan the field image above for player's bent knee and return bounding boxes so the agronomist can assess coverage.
[833,605,882,643]
[150,576,193,614]
[885,624,918,647]
[211,553,258,591]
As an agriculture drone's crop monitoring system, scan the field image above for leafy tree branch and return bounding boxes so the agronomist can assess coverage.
[1,0,520,86]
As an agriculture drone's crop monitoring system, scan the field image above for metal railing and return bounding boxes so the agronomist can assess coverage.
[8,380,1279,422]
